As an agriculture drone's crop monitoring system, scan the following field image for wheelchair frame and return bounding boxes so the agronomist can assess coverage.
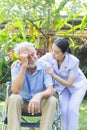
[2,81,61,130]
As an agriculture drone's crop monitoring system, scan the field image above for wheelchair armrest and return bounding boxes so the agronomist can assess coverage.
[54,89,59,100]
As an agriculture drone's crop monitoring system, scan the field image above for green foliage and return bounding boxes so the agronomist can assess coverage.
[82,66,87,78]
[74,42,87,78]
[80,13,87,31]
[0,84,6,101]
[69,38,80,54]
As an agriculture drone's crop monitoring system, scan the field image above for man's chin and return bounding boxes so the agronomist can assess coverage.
[27,63,36,69]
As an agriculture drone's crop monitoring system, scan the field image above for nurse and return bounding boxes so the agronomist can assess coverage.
[40,38,87,130]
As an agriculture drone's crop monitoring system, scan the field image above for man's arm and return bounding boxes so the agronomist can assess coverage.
[11,65,27,94]
[38,86,54,98]
[11,53,28,94]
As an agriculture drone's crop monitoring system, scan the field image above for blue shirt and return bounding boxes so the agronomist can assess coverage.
[11,60,53,101]
[40,52,87,94]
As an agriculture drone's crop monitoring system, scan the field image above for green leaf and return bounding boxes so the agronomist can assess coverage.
[80,13,87,31]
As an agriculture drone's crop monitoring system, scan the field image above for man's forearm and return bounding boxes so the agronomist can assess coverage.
[11,65,26,94]
[40,86,54,99]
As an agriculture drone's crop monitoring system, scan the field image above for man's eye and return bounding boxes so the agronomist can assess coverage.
[56,52,60,54]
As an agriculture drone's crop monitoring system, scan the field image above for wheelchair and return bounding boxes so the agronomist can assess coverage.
[2,81,61,130]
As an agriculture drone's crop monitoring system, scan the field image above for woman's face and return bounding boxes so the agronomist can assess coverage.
[51,44,66,61]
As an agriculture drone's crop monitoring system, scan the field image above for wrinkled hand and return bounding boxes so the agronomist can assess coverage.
[11,52,28,69]
[28,93,42,115]
[45,67,54,76]
[19,53,28,63]
[18,53,28,68]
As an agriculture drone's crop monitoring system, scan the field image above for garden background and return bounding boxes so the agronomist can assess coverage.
[0,0,87,129]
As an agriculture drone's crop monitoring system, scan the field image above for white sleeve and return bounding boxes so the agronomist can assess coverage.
[69,60,79,78]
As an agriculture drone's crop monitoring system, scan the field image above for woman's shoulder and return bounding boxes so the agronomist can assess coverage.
[68,53,79,62]
[37,59,51,70]
[67,53,79,66]
[41,52,52,58]
[40,52,53,61]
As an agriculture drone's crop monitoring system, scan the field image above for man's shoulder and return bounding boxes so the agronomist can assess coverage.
[11,60,21,69]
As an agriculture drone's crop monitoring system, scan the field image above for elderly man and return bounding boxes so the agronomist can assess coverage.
[7,42,58,130]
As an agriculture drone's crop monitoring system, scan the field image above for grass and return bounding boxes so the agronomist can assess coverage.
[0,99,87,130]
[79,99,87,130]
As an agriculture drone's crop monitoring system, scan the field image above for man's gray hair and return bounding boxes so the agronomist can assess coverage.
[14,42,36,54]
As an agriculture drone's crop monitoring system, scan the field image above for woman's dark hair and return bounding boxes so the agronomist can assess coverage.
[53,38,71,53]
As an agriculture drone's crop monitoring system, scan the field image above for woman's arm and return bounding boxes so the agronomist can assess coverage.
[46,67,75,88]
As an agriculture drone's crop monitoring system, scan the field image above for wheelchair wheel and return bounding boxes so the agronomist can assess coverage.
[2,123,8,130]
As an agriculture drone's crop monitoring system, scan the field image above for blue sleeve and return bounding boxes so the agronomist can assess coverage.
[42,61,53,87]
[44,70,53,87]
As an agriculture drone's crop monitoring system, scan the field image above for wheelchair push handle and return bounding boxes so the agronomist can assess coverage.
[6,81,11,87]
[6,81,11,99]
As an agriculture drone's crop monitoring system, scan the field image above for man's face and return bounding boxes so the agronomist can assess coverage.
[27,51,37,68]
[19,48,37,68]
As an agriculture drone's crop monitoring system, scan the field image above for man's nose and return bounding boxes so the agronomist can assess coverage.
[28,54,33,60]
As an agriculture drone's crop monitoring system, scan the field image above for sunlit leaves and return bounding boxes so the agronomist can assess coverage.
[80,13,87,31]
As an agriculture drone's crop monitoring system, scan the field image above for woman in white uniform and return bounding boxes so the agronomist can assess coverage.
[40,38,87,130]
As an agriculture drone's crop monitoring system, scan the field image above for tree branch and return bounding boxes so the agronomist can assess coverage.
[27,18,48,39]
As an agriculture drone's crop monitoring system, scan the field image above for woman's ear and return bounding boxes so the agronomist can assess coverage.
[64,52,67,56]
